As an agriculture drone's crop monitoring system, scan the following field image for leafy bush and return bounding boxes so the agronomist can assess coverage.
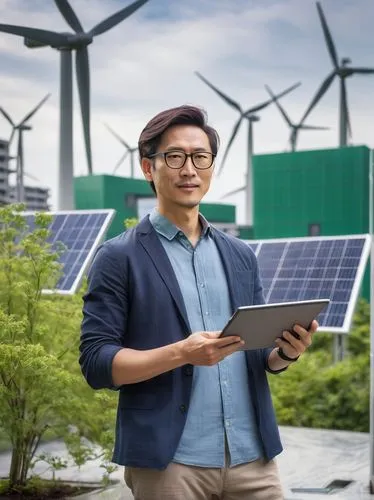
[0,205,117,490]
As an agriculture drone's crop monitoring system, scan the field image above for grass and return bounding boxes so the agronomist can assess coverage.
[0,477,98,498]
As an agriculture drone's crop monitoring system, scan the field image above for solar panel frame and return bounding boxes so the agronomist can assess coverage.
[22,209,116,295]
[243,234,371,334]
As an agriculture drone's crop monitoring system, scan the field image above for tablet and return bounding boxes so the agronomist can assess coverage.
[220,299,329,350]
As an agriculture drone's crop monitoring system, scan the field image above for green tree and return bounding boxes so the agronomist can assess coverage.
[0,205,117,491]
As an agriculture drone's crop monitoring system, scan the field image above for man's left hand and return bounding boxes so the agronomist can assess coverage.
[274,319,319,360]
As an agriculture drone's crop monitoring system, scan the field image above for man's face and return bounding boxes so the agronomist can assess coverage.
[142,124,215,211]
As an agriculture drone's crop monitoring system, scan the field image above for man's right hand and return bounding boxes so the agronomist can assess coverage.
[180,331,244,366]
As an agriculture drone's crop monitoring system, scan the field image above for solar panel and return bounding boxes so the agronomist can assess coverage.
[245,235,371,333]
[247,242,258,254]
[23,209,115,294]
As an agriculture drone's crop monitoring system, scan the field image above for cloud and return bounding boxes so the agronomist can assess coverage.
[0,0,373,223]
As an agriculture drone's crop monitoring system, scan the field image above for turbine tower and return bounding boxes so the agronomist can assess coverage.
[301,1,374,147]
[104,123,138,178]
[264,84,329,151]
[0,94,50,203]
[0,0,149,210]
[196,71,300,225]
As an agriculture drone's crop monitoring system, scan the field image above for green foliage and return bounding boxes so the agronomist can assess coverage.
[269,299,370,432]
[0,204,118,491]
[32,454,68,482]
[124,217,138,229]
[346,299,370,357]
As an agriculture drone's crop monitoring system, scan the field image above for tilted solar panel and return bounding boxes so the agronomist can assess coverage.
[23,209,116,294]
[245,235,371,333]
[247,242,258,254]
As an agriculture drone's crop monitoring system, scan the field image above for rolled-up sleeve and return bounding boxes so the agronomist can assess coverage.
[79,242,127,390]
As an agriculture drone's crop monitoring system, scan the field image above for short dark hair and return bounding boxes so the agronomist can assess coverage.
[138,105,220,194]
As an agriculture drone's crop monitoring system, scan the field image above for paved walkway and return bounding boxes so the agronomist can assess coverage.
[0,426,371,499]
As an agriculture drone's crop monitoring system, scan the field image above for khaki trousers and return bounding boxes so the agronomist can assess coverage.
[124,457,284,500]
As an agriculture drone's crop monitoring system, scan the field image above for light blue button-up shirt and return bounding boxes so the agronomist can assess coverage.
[149,209,263,467]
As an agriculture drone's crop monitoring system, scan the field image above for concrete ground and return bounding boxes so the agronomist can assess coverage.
[0,426,372,499]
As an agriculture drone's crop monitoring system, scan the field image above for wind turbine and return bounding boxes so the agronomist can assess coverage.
[196,71,300,225]
[0,94,50,203]
[0,0,149,210]
[104,123,138,178]
[264,84,329,151]
[300,1,374,147]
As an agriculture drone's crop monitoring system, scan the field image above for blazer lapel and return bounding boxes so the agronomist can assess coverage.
[137,218,191,335]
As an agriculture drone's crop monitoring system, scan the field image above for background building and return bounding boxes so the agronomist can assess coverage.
[0,136,50,210]
[7,185,50,211]
[0,138,11,205]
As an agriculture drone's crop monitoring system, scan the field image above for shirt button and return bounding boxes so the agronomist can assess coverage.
[226,420,231,427]
[180,404,187,413]
[205,311,209,316]
[200,283,205,288]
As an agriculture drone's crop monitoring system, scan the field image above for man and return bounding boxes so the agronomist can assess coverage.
[80,105,317,500]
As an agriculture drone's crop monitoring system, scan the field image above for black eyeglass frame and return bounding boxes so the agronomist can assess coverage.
[148,150,216,170]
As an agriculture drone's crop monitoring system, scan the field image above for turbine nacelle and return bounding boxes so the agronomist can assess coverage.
[17,124,32,131]
[245,114,260,123]
[24,37,46,48]
[24,32,93,50]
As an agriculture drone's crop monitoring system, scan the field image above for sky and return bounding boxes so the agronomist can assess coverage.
[0,0,373,223]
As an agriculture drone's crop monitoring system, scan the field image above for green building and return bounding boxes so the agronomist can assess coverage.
[74,174,237,240]
[253,145,371,239]
[252,145,372,296]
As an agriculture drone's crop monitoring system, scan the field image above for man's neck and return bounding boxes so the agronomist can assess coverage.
[157,205,201,243]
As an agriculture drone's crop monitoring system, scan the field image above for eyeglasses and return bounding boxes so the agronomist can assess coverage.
[148,150,216,170]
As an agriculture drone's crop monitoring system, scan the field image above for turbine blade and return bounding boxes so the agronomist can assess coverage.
[54,0,84,33]
[342,80,352,138]
[275,81,302,98]
[0,23,67,46]
[317,2,339,69]
[316,2,339,69]
[9,129,16,145]
[89,0,149,37]
[0,107,15,126]
[350,67,374,74]
[24,171,41,182]
[76,47,93,174]
[221,186,245,198]
[195,71,242,113]
[104,123,131,150]
[20,93,51,125]
[245,81,301,115]
[265,84,292,126]
[299,71,335,124]
[113,150,130,174]
[217,118,243,176]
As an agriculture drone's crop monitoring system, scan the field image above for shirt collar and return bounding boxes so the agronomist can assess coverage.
[149,208,211,241]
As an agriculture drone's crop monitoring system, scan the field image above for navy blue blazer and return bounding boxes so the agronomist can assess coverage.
[79,216,283,468]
